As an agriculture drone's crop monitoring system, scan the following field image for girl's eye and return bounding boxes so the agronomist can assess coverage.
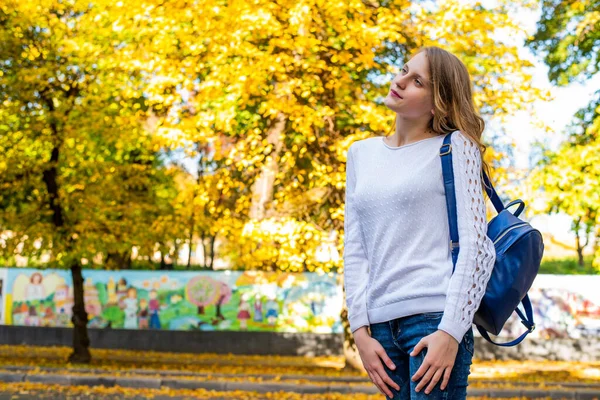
[401,69,422,86]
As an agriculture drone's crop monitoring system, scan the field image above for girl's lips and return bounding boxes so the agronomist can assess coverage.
[391,89,403,99]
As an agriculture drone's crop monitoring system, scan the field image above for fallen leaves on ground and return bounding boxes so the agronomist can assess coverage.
[0,345,597,388]
[0,382,555,399]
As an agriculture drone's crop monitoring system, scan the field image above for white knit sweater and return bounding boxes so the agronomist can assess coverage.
[343,130,497,344]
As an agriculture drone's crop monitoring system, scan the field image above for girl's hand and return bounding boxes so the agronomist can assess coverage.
[410,330,459,394]
[354,329,401,398]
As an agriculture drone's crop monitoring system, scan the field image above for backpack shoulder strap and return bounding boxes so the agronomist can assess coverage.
[439,131,506,273]
[439,132,460,272]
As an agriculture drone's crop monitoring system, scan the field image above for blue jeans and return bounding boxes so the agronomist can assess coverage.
[369,311,474,399]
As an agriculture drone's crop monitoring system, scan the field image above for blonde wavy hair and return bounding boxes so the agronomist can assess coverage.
[387,46,494,195]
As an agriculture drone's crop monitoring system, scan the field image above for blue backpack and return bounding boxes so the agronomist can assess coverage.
[439,131,545,346]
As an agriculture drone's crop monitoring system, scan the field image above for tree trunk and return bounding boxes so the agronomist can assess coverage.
[216,296,224,319]
[42,138,91,364]
[160,249,167,270]
[248,112,286,220]
[216,298,223,319]
[172,242,179,269]
[200,232,208,268]
[209,233,216,270]
[106,250,132,269]
[187,236,194,269]
[197,305,205,315]
[576,236,585,267]
[68,261,91,363]
[187,165,200,269]
[574,218,585,267]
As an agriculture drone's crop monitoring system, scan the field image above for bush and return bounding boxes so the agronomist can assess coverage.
[539,254,598,275]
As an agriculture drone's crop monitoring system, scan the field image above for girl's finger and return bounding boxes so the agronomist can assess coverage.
[440,365,452,390]
[424,368,445,394]
[415,364,435,392]
[373,370,394,398]
[411,356,430,382]
[367,369,386,397]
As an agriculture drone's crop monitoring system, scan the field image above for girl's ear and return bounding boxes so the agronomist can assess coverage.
[431,109,434,115]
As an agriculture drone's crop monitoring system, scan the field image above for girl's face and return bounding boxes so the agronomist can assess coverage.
[384,51,434,119]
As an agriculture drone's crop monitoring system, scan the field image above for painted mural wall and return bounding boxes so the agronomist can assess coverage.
[494,274,600,340]
[0,268,598,339]
[1,268,344,333]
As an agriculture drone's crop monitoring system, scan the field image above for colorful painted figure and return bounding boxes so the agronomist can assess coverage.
[26,272,45,302]
[116,278,128,308]
[148,289,161,329]
[237,297,251,330]
[265,297,279,326]
[138,298,149,329]
[53,284,73,319]
[57,307,70,327]
[122,287,138,329]
[107,277,118,305]
[25,305,40,326]
[253,296,263,322]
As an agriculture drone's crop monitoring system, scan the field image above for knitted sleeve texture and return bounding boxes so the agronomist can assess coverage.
[342,144,371,334]
[437,131,497,344]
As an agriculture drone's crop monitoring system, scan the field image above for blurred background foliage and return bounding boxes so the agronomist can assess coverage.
[1,0,599,362]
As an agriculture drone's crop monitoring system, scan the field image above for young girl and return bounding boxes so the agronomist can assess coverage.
[343,46,497,399]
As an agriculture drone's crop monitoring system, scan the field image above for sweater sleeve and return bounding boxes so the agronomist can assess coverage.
[343,144,371,334]
[437,130,497,344]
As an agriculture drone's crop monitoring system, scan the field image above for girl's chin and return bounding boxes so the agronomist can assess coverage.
[384,98,403,110]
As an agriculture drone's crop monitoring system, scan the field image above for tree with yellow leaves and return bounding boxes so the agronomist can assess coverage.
[526,0,600,270]
[133,0,548,368]
[0,0,178,362]
[1,0,549,370]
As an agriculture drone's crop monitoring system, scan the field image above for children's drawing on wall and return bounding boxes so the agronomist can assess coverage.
[480,275,600,340]
[253,295,263,323]
[54,283,73,326]
[4,269,344,333]
[148,289,161,329]
[7,269,74,327]
[237,295,251,330]
[0,280,3,323]
[265,296,279,326]
[116,278,128,308]
[0,268,7,324]
[26,272,45,302]
[122,287,139,329]
[215,282,231,323]
[138,298,149,329]
[2,269,599,337]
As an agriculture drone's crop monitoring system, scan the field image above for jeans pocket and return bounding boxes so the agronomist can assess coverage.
[460,328,475,357]
[421,311,444,320]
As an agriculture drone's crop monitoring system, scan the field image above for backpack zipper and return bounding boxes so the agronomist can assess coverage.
[493,222,529,246]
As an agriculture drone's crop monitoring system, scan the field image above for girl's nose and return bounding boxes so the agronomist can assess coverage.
[395,78,406,90]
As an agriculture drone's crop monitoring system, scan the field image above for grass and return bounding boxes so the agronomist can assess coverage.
[539,255,598,275]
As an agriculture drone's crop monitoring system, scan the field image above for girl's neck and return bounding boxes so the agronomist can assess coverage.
[386,125,436,147]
